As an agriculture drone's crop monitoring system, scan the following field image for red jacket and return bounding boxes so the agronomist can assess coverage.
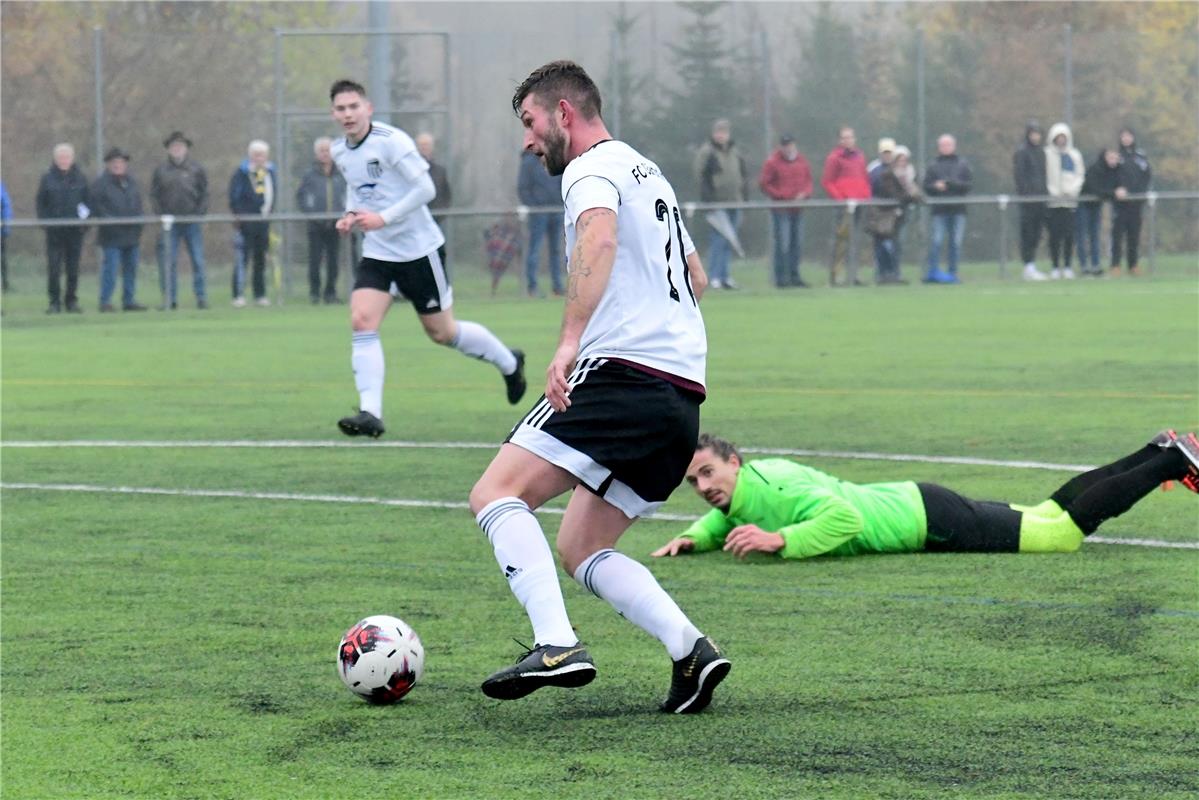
[821,147,872,200]
[759,149,814,209]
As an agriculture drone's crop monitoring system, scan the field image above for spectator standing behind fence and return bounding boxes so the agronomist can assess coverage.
[1112,126,1151,277]
[416,133,452,231]
[821,126,871,287]
[228,140,277,307]
[90,148,147,312]
[867,137,897,279]
[922,134,972,284]
[1043,123,1084,280]
[37,143,89,314]
[517,148,564,297]
[694,119,748,290]
[758,134,812,288]
[1,180,11,294]
[1076,148,1120,278]
[866,146,921,285]
[297,136,345,304]
[1014,121,1049,281]
[151,131,209,310]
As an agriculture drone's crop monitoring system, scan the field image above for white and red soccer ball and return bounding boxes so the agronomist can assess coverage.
[337,615,424,704]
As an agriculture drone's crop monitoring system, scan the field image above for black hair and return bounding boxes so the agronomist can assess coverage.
[696,433,741,462]
[330,79,367,102]
[512,60,602,120]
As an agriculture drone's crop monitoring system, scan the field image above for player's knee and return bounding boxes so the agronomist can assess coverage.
[350,309,375,331]
[426,324,456,346]
[468,479,497,517]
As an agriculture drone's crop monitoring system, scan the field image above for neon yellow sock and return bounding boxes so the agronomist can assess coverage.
[1018,512,1084,553]
[1010,499,1064,517]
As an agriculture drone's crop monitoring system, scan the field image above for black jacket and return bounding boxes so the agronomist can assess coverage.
[296,162,347,230]
[426,160,452,214]
[1013,125,1047,197]
[922,153,972,216]
[89,171,144,247]
[151,157,209,215]
[36,163,89,233]
[1118,145,1152,196]
[1080,152,1121,208]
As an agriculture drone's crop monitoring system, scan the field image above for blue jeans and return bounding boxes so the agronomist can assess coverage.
[525,212,563,294]
[708,208,742,284]
[167,222,207,304]
[873,237,898,279]
[926,213,966,275]
[1074,203,1102,270]
[770,210,804,285]
[100,244,139,307]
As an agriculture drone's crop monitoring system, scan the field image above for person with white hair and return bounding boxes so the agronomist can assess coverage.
[36,142,89,313]
[228,139,277,306]
[297,136,347,304]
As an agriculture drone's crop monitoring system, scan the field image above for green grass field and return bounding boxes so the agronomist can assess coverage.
[2,254,1197,799]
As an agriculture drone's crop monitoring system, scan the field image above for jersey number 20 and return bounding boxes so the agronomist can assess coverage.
[655,199,697,306]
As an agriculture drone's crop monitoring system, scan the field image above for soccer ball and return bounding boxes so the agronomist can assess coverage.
[337,615,424,704]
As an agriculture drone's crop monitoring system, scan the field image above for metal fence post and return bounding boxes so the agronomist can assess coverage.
[273,29,288,303]
[847,200,858,285]
[1147,192,1157,277]
[997,194,1009,279]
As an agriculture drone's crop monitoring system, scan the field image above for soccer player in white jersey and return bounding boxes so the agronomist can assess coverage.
[469,62,730,714]
[328,79,527,438]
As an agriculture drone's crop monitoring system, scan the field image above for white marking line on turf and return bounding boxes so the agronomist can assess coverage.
[0,440,1099,472]
[2,482,1196,551]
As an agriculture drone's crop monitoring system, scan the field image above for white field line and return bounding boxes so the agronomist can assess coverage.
[0,439,1099,472]
[2,481,1196,551]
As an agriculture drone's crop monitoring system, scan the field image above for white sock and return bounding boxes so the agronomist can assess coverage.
[476,497,577,647]
[351,331,384,418]
[451,320,518,375]
[574,549,701,660]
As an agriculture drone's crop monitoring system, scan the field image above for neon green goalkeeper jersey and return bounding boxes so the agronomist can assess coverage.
[679,459,928,559]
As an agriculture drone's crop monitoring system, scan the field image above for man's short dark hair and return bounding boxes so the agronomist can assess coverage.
[696,433,741,463]
[330,79,367,102]
[512,60,602,120]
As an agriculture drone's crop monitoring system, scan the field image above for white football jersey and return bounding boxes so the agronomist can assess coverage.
[332,122,444,262]
[562,140,707,388]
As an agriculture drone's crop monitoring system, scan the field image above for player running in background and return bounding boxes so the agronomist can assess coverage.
[653,431,1199,560]
[329,79,526,438]
[468,61,729,714]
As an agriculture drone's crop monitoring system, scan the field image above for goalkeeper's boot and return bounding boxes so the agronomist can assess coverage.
[504,349,527,405]
[659,636,731,714]
[1171,432,1199,493]
[481,642,596,700]
[337,410,385,439]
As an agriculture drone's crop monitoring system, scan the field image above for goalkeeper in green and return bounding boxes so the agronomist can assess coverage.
[652,431,1198,560]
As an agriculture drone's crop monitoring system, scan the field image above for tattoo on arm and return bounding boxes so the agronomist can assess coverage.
[566,209,614,301]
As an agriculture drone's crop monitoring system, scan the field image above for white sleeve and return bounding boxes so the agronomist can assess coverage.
[679,215,696,256]
[563,174,620,226]
[389,133,430,184]
[379,172,436,225]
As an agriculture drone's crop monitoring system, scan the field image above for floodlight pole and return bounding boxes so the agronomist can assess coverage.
[1063,24,1074,128]
[94,26,104,172]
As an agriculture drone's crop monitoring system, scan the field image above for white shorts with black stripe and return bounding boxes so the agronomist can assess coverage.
[354,245,452,315]
[506,358,702,519]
